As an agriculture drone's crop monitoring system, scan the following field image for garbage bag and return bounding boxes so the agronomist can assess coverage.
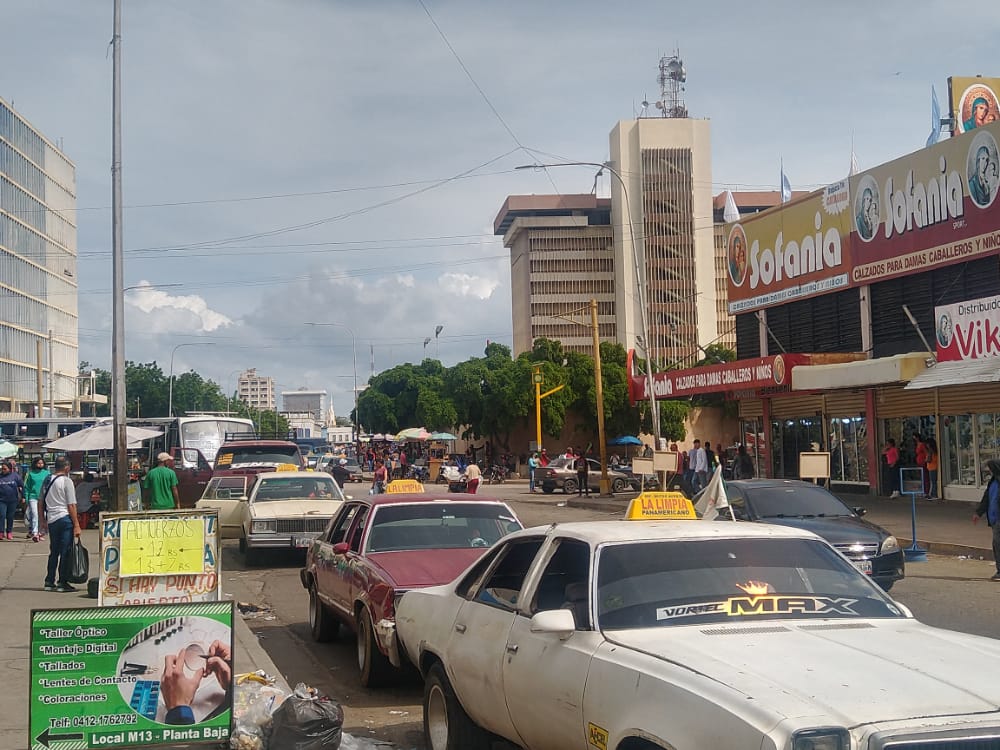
[268,684,344,750]
[67,538,90,584]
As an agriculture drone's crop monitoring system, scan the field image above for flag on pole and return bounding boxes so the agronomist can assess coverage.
[780,163,792,203]
[694,465,735,521]
[723,190,740,223]
[849,134,859,176]
[927,85,942,148]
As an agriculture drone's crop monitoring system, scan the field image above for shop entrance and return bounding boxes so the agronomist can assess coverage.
[771,417,824,480]
[828,416,869,486]
[879,415,935,494]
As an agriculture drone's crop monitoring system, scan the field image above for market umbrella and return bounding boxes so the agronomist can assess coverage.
[44,424,163,452]
[429,431,457,441]
[0,439,18,459]
[609,435,642,446]
[395,427,430,441]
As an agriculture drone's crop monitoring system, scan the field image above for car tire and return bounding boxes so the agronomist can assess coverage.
[542,487,554,494]
[309,586,338,642]
[563,478,578,494]
[423,663,492,750]
[611,477,626,494]
[357,607,396,688]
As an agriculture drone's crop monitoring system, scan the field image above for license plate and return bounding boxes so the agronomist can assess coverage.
[291,535,318,549]
[852,559,873,574]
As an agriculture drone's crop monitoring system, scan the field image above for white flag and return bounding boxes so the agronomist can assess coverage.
[723,190,740,223]
[694,465,734,521]
[780,165,792,203]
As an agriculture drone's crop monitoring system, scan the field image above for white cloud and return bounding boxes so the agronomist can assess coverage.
[396,274,416,288]
[439,273,499,300]
[125,281,233,333]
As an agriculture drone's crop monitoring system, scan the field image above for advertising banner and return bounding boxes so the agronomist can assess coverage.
[29,601,234,750]
[849,122,1000,285]
[949,76,1000,135]
[725,184,854,313]
[934,293,1000,362]
[100,510,220,607]
[629,354,808,402]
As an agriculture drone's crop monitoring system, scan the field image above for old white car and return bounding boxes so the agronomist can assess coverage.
[396,505,1000,750]
[196,470,344,564]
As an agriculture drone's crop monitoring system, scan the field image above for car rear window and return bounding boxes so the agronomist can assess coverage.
[366,502,522,553]
[596,537,903,630]
[746,485,853,518]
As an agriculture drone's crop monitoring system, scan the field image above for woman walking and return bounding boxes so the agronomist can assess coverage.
[527,452,539,493]
[23,457,49,542]
[0,461,24,540]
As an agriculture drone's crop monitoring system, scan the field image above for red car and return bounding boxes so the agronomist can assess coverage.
[299,491,522,687]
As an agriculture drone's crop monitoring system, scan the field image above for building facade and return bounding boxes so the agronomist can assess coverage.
[237,368,275,411]
[281,389,327,439]
[0,97,77,416]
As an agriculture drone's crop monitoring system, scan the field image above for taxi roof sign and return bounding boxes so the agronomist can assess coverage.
[386,479,426,494]
[625,492,697,520]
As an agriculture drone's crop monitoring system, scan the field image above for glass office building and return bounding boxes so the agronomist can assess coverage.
[0,97,77,416]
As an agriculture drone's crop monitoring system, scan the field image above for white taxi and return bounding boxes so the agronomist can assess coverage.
[197,470,345,564]
[396,493,1000,750]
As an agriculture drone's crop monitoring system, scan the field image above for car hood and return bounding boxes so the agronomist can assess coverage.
[606,619,1000,724]
[368,548,485,589]
[754,514,888,544]
[249,499,342,519]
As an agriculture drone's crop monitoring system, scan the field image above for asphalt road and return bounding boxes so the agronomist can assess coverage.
[220,483,1000,749]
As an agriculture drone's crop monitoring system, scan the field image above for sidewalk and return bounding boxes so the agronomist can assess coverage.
[0,527,288,750]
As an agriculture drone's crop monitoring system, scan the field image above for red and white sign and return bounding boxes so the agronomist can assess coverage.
[935,294,1000,362]
[629,354,809,402]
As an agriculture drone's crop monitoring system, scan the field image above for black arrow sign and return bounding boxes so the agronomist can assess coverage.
[35,728,85,748]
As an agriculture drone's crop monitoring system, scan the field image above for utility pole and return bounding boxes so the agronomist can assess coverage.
[533,365,564,452]
[590,299,610,496]
[110,0,127,511]
[48,330,54,417]
[36,340,44,416]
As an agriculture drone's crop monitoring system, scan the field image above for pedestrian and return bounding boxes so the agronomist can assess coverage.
[539,448,550,467]
[734,444,755,479]
[926,437,939,501]
[464,464,481,494]
[704,440,717,475]
[691,439,709,492]
[915,433,929,495]
[974,459,1000,581]
[883,439,901,497]
[39,456,81,592]
[574,447,589,497]
[399,448,408,479]
[144,452,179,510]
[372,459,387,494]
[527,452,539,493]
[0,461,23,540]
[23,457,50,542]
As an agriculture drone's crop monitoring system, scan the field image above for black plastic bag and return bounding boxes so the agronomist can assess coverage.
[269,688,343,750]
[67,538,90,584]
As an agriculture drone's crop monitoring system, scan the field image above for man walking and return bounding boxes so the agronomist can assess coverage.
[144,452,179,510]
[691,439,709,493]
[574,447,590,497]
[974,459,1000,581]
[39,457,80,592]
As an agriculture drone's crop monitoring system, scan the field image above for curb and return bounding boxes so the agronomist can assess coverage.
[232,612,292,692]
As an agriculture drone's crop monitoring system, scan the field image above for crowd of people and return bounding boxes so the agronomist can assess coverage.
[881,433,939,500]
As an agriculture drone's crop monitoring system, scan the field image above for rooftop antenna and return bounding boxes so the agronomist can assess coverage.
[655,50,688,118]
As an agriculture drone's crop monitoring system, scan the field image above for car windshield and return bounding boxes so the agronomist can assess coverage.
[253,476,343,502]
[747,485,854,519]
[365,502,522,553]
[216,445,301,468]
[596,537,903,630]
[180,419,252,463]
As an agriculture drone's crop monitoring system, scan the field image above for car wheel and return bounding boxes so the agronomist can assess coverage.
[309,586,337,642]
[611,477,626,493]
[563,478,578,494]
[542,487,554,495]
[424,662,492,750]
[357,607,396,688]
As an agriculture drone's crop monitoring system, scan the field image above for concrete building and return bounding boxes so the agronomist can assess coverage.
[0,97,77,416]
[281,388,327,437]
[494,195,615,355]
[237,368,275,411]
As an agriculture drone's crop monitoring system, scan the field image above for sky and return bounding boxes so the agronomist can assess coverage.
[3,0,999,417]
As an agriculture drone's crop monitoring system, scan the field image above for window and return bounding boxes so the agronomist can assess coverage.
[327,504,361,545]
[474,538,544,611]
[348,506,370,553]
[530,539,591,629]
[365,502,521,552]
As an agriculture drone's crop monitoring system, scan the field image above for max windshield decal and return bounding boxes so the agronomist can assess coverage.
[656,596,860,621]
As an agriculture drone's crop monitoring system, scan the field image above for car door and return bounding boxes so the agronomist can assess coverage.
[445,536,546,744]
[587,459,602,491]
[172,447,213,507]
[313,503,362,617]
[503,538,601,750]
[327,504,370,620]
[196,477,247,538]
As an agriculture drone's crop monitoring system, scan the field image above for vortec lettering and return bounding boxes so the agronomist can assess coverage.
[749,212,843,290]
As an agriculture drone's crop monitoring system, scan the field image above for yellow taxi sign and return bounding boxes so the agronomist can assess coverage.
[625,492,697,520]
[386,479,425,494]
[276,463,300,472]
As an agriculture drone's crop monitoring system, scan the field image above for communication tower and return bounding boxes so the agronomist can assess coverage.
[654,52,687,118]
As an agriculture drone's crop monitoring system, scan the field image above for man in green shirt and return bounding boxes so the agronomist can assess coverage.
[144,453,179,510]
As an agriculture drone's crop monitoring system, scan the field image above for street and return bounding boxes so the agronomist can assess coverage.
[220,483,1000,749]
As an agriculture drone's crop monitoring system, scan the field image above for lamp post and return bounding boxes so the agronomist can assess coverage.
[516,161,660,446]
[168,342,214,417]
[305,322,358,440]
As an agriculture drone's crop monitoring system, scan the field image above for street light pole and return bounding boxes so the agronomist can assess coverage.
[305,322,358,440]
[110,0,127,511]
[168,342,214,417]
[516,161,660,446]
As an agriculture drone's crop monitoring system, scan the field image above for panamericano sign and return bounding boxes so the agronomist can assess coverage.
[935,293,1000,362]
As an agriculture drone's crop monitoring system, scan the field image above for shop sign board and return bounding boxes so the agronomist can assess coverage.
[850,121,1000,285]
[629,354,808,402]
[100,510,220,607]
[949,76,1000,135]
[29,601,234,750]
[934,293,1000,362]
[725,187,854,313]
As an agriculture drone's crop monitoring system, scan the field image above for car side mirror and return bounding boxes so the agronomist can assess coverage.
[344,495,353,500]
[853,507,867,517]
[332,542,350,555]
[530,609,576,639]
[238,495,249,503]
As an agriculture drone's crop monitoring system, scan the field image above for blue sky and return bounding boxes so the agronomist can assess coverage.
[3,0,999,414]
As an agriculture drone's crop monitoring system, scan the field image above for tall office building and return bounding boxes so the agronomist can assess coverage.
[237,368,275,410]
[0,98,77,416]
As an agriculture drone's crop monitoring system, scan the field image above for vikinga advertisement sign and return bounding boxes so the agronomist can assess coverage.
[935,294,1000,362]
[850,121,1000,285]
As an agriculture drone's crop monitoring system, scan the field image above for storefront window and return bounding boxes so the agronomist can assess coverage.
[942,414,975,487]
[977,413,1000,483]
[771,418,824,479]
[829,417,868,484]
[738,418,766,478]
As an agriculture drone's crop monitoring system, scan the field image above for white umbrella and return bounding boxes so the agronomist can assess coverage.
[0,440,18,459]
[44,424,163,451]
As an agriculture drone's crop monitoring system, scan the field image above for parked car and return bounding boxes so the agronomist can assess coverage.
[536,456,634,494]
[212,438,304,478]
[318,456,364,484]
[299,491,522,687]
[396,517,1000,750]
[695,478,904,590]
[196,470,344,565]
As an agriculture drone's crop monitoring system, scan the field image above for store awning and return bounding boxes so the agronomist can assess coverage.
[793,353,929,391]
[904,358,1000,390]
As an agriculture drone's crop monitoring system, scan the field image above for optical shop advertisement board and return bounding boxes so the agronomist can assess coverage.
[99,510,221,607]
[29,601,234,749]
